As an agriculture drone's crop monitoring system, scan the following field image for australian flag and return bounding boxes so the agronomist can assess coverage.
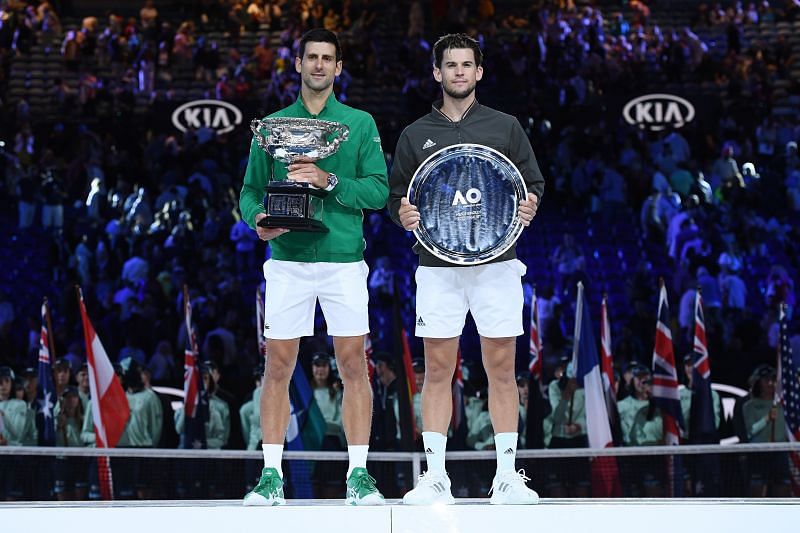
[651,281,685,496]
[778,304,800,496]
[36,298,56,446]
[689,290,720,495]
[285,360,326,498]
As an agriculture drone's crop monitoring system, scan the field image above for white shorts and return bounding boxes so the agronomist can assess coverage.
[414,259,526,338]
[262,259,369,339]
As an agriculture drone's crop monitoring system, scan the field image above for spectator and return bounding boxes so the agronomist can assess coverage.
[310,353,345,498]
[742,365,791,497]
[0,367,35,500]
[116,359,163,499]
[53,386,88,500]
[617,365,663,496]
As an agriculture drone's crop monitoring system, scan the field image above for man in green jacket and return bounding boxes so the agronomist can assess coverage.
[240,28,388,506]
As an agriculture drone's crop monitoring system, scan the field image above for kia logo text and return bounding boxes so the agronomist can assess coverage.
[622,94,695,132]
[171,99,243,134]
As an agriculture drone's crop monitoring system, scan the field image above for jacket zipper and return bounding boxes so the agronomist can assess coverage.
[433,100,477,144]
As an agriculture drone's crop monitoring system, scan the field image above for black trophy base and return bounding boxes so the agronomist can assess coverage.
[257,215,329,233]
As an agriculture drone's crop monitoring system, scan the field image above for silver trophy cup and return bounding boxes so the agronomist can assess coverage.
[407,143,527,265]
[250,117,350,232]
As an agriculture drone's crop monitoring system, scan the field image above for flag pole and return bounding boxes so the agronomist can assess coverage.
[772,302,787,442]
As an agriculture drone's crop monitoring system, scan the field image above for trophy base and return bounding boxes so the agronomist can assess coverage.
[257,216,329,233]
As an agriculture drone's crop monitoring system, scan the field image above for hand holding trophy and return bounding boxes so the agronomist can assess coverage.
[250,117,349,233]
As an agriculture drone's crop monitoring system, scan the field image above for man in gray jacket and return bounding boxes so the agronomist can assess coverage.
[389,33,544,505]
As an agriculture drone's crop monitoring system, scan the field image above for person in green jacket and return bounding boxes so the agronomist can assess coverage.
[0,366,34,500]
[546,364,589,497]
[240,28,388,507]
[54,386,89,501]
[465,391,494,452]
[616,364,664,497]
[174,366,230,450]
[116,359,163,500]
[412,359,425,442]
[240,366,264,494]
[310,353,346,498]
[678,354,721,437]
[240,366,264,452]
[742,364,791,497]
[76,363,90,412]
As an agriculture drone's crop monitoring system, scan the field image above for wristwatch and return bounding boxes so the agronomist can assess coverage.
[324,173,339,192]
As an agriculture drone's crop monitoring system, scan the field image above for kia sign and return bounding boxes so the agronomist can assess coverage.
[171,99,243,135]
[622,93,695,132]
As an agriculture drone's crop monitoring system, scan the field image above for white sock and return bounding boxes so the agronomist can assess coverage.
[262,443,284,478]
[347,445,369,478]
[422,431,447,474]
[494,432,518,474]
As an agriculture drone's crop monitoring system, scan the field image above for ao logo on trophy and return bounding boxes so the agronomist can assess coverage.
[452,188,482,206]
[171,99,243,134]
[622,93,695,132]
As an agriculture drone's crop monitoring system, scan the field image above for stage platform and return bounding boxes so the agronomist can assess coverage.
[3,499,798,533]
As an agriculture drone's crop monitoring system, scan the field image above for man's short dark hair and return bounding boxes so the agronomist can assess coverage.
[432,33,483,69]
[298,28,342,62]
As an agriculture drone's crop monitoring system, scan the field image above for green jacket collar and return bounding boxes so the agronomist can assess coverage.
[293,91,340,117]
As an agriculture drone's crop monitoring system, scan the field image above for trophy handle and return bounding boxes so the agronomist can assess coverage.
[317,123,350,159]
[250,119,271,152]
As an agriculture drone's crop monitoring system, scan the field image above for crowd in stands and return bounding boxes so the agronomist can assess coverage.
[1,0,800,500]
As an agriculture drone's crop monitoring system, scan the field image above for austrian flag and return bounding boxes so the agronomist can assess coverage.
[78,288,130,449]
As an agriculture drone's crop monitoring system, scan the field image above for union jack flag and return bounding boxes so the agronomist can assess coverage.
[690,290,716,441]
[181,286,207,449]
[600,295,617,426]
[529,288,542,381]
[651,281,685,496]
[689,290,720,495]
[777,304,800,495]
[692,291,711,380]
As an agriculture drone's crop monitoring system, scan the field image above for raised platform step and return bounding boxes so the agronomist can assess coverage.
[3,499,798,533]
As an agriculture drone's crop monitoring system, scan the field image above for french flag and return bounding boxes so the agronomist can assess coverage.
[78,287,130,499]
[571,282,622,497]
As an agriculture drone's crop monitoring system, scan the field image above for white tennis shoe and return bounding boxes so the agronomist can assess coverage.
[489,469,539,505]
[403,470,456,505]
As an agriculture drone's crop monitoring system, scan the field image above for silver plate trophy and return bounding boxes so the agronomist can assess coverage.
[407,143,526,265]
[250,117,350,232]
